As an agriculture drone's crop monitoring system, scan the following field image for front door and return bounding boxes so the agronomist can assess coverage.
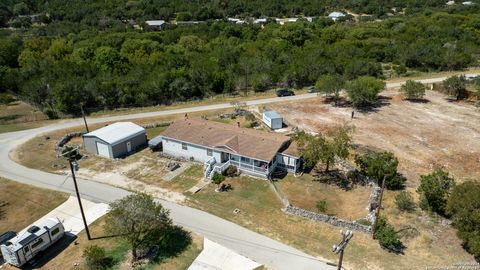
[126,141,132,152]
[221,152,229,162]
[23,245,33,261]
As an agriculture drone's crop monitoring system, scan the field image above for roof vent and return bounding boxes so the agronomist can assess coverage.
[27,226,40,234]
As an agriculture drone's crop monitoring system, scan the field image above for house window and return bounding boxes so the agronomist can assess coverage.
[182,143,188,150]
[207,149,212,156]
[24,246,30,253]
[51,227,60,236]
[241,156,251,164]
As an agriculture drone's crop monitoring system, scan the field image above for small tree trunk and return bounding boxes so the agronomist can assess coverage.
[325,161,330,172]
[132,247,137,261]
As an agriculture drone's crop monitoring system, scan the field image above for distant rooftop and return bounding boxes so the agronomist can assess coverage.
[328,12,346,18]
[146,20,166,26]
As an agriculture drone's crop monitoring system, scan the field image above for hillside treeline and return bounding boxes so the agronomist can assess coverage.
[0,7,479,116]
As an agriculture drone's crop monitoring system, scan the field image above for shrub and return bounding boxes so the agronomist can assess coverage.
[394,191,416,212]
[374,217,402,251]
[43,108,59,119]
[417,169,455,215]
[83,245,108,270]
[223,165,237,177]
[211,171,225,186]
[245,112,256,122]
[446,181,480,258]
[355,151,405,190]
[316,200,327,213]
[400,80,425,100]
[0,93,15,105]
[443,75,468,100]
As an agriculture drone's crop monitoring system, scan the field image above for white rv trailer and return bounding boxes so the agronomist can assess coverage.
[0,218,65,267]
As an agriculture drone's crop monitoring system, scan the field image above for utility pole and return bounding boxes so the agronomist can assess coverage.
[80,103,89,133]
[372,176,386,237]
[62,147,91,240]
[332,230,353,270]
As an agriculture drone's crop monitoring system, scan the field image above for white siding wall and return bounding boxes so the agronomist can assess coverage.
[162,138,221,162]
[262,114,272,127]
[262,113,282,130]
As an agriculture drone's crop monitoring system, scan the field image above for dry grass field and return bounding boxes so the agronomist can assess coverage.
[276,173,371,220]
[186,172,477,270]
[271,90,480,184]
[0,177,68,233]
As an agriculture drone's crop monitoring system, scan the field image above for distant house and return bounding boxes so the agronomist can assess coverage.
[145,20,166,30]
[328,12,346,21]
[160,119,301,179]
[174,21,206,26]
[262,110,283,130]
[83,122,147,158]
[275,18,299,25]
[254,18,268,24]
[227,18,246,24]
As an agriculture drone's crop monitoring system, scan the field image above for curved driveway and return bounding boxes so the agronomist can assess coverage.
[0,74,477,269]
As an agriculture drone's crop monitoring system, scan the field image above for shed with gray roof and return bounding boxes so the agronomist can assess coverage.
[82,122,147,158]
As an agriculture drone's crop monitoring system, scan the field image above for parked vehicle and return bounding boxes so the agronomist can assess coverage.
[307,86,316,93]
[0,218,64,267]
[276,88,295,97]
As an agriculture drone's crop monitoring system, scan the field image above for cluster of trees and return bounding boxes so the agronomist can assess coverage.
[385,168,480,259]
[0,8,479,116]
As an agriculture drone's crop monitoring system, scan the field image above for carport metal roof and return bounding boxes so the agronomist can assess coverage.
[83,122,145,145]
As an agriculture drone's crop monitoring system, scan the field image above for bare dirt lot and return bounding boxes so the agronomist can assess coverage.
[271,90,480,185]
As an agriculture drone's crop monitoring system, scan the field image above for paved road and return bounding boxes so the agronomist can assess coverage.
[0,73,477,269]
[0,97,338,269]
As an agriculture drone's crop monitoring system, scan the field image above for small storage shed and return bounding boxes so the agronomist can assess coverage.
[262,111,283,130]
[148,135,163,150]
[83,122,146,158]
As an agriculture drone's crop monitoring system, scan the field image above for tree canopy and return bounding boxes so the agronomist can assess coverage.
[345,76,385,108]
[0,1,479,116]
[417,169,455,216]
[105,192,173,261]
[295,125,353,171]
[443,75,468,100]
[446,181,480,258]
[355,150,405,189]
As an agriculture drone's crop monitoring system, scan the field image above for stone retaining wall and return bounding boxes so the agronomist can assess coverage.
[283,205,373,234]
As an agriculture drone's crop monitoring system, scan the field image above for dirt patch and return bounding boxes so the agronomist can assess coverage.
[271,90,480,185]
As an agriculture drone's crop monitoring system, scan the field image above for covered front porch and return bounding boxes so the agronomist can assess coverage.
[204,152,276,179]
